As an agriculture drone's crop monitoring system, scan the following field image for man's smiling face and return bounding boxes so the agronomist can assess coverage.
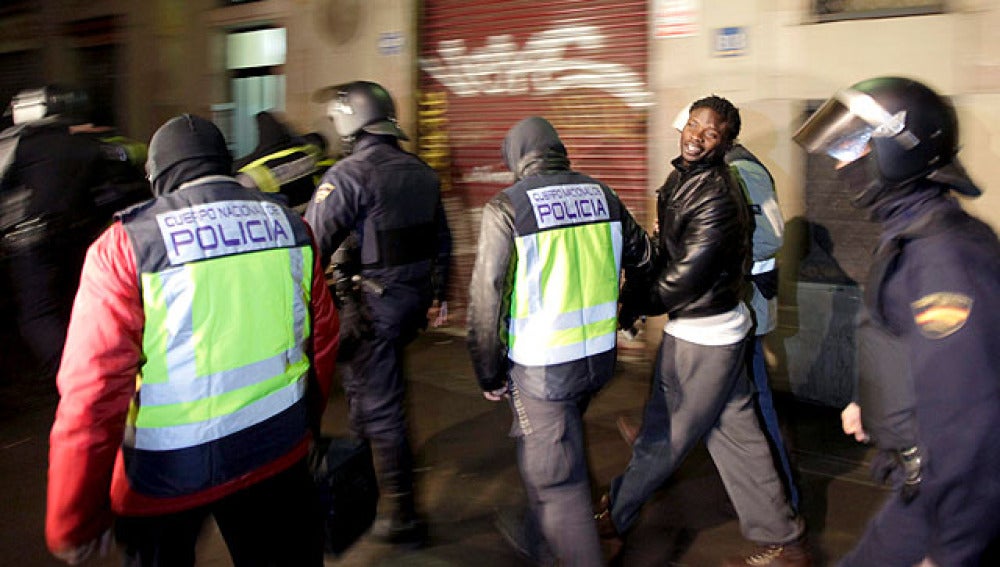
[680,106,728,165]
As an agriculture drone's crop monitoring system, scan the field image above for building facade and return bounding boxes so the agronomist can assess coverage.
[4,0,999,405]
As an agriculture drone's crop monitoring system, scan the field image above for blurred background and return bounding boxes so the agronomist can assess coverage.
[3,0,999,408]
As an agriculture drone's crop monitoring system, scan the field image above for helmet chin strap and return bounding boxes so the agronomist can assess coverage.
[840,153,891,210]
[340,133,357,155]
[841,153,929,221]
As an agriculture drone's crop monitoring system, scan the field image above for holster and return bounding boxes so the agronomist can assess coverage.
[335,293,374,362]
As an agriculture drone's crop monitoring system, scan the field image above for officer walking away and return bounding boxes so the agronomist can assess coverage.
[597,95,810,567]
[65,115,152,222]
[45,114,340,566]
[795,76,1000,566]
[467,116,657,566]
[0,86,115,384]
[305,80,452,547]
[235,110,331,211]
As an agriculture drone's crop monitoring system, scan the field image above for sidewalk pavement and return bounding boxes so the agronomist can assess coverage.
[0,326,886,566]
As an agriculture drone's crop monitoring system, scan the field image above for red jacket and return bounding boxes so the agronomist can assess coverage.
[45,220,339,555]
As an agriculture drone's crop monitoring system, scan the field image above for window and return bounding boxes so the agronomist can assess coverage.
[225,27,286,158]
[811,0,944,22]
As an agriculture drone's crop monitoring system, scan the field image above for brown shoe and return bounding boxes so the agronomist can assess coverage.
[594,494,620,539]
[594,494,623,562]
[722,540,812,567]
[616,416,639,446]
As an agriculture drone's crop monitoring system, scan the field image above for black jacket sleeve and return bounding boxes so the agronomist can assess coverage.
[617,202,660,328]
[466,194,516,392]
[649,172,745,315]
[432,198,452,302]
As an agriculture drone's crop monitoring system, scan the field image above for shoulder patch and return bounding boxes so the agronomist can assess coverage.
[314,182,335,204]
[911,292,973,339]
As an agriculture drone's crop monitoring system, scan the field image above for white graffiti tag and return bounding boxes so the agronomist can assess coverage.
[419,25,652,108]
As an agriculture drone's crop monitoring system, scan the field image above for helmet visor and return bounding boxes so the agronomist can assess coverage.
[794,88,918,163]
[329,95,356,138]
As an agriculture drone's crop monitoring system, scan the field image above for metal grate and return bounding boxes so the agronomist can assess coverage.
[418,0,650,317]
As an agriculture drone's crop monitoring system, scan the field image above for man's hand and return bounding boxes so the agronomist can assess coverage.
[427,300,448,328]
[482,386,508,402]
[841,402,869,443]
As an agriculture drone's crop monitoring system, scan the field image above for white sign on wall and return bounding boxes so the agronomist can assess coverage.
[653,0,699,39]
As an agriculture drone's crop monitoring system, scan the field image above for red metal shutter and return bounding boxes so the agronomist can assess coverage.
[418,0,650,318]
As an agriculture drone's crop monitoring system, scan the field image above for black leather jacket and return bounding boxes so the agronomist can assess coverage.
[467,149,656,395]
[625,155,750,320]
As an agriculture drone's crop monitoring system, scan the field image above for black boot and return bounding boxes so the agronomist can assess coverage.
[370,492,427,548]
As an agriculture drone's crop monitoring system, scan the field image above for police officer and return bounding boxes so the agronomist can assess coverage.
[467,116,656,566]
[85,127,153,221]
[46,114,339,565]
[794,76,1000,565]
[305,80,451,546]
[725,141,800,511]
[0,86,127,384]
[234,110,330,211]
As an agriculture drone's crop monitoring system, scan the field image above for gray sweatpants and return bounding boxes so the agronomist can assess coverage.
[509,383,604,567]
[609,332,803,544]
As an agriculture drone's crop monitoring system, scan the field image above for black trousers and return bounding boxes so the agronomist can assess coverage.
[4,229,89,382]
[115,459,324,567]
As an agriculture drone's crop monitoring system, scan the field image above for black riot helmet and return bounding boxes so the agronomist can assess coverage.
[312,80,409,142]
[793,77,980,204]
[7,85,91,125]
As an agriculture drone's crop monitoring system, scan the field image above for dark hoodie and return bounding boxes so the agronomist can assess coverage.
[146,114,232,196]
[500,116,570,179]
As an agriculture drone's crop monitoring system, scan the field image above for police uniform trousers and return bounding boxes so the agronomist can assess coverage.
[340,296,425,500]
[115,459,324,567]
[4,226,91,381]
[609,333,803,544]
[748,334,801,511]
[508,381,604,567]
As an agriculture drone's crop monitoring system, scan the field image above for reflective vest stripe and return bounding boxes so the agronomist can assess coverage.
[240,163,280,193]
[509,300,618,340]
[134,377,307,451]
[138,344,307,409]
[530,328,618,367]
[752,257,776,275]
[239,146,320,171]
[238,145,322,194]
[129,246,312,451]
[508,221,622,366]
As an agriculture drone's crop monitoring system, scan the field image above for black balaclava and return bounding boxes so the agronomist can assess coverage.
[146,114,232,196]
[501,116,570,179]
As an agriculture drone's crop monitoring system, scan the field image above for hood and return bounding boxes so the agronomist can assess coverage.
[147,114,232,196]
[501,116,569,179]
[233,111,300,170]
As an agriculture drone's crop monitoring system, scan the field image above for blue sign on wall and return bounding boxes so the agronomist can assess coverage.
[713,26,747,57]
[378,32,405,56]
